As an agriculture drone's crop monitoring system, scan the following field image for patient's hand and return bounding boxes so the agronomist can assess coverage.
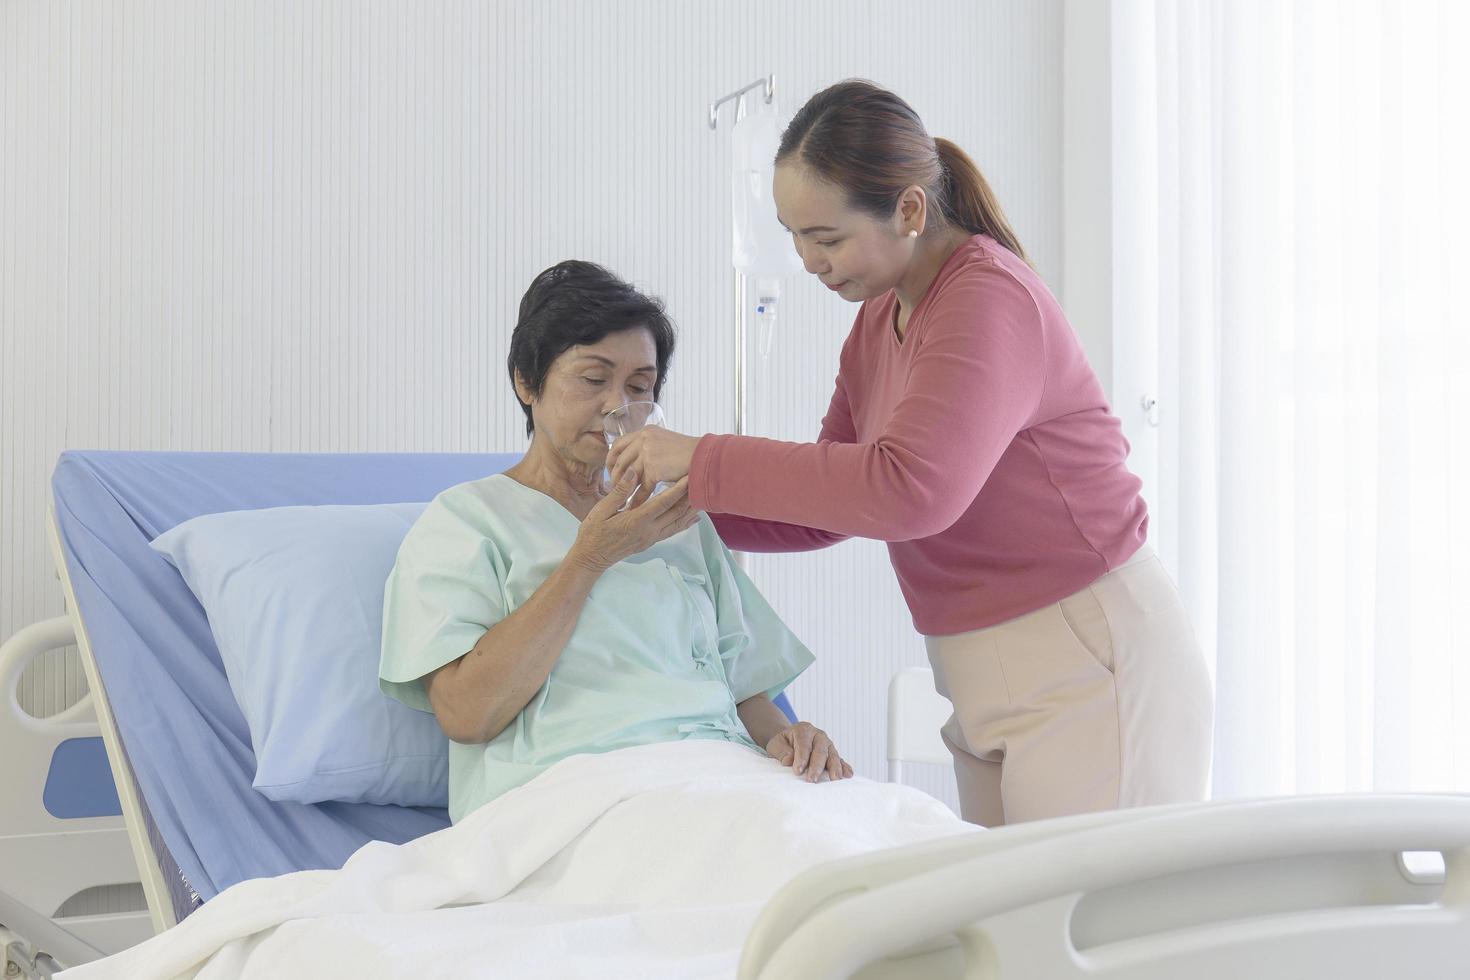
[569,473,699,572]
[765,722,856,784]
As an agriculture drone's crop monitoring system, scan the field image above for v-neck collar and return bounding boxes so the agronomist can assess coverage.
[888,234,984,349]
[890,300,910,347]
[491,472,591,527]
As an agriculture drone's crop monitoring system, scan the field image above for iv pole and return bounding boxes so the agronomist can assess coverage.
[708,74,776,571]
[708,74,776,441]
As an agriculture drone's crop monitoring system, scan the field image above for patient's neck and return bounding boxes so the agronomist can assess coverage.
[504,438,605,519]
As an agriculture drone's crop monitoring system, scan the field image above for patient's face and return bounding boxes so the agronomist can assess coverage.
[774,163,910,303]
[521,329,659,474]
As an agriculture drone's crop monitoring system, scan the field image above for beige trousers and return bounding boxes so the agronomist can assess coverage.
[925,546,1213,826]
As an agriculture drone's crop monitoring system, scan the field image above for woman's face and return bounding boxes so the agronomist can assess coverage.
[773,162,915,303]
[516,328,659,474]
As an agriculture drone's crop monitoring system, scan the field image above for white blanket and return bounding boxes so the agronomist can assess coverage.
[61,741,975,979]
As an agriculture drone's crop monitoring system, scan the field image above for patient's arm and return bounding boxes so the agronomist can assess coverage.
[424,553,601,744]
[737,693,795,749]
[738,694,855,783]
[426,475,698,744]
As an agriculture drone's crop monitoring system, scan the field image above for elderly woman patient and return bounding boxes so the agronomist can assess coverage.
[380,260,853,823]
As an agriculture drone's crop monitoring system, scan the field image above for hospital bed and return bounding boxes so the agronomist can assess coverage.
[18,450,1470,977]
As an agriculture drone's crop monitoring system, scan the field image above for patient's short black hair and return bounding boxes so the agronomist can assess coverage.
[507,260,676,438]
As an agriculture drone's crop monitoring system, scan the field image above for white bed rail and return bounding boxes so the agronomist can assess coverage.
[886,667,951,783]
[44,502,179,943]
[0,616,152,967]
[743,793,1470,979]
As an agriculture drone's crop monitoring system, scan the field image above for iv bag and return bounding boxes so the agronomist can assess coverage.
[731,96,802,280]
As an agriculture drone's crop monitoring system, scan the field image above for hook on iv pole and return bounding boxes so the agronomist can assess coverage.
[708,74,776,130]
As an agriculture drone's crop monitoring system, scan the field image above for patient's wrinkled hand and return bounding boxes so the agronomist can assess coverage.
[765,722,855,783]
[569,473,698,573]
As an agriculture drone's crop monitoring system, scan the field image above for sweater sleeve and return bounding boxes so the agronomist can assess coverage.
[704,341,858,552]
[690,264,1046,543]
[707,512,849,552]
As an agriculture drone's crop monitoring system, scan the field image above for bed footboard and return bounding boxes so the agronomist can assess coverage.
[742,795,1470,979]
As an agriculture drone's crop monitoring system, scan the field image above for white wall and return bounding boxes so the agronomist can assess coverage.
[1062,0,1113,394]
[1061,0,1166,561]
[1,0,1065,814]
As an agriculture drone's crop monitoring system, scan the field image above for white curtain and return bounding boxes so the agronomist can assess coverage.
[1112,0,1470,798]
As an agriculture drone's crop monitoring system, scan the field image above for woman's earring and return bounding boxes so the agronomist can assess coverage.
[908,229,919,239]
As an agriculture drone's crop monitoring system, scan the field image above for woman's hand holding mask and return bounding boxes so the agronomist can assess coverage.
[606,427,701,502]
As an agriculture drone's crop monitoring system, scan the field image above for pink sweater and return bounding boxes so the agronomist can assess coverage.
[691,235,1148,636]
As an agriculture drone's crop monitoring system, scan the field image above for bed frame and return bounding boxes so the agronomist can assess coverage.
[0,505,188,977]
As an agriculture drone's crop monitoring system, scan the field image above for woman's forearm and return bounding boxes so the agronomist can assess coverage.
[708,512,850,553]
[425,550,604,743]
[737,693,793,750]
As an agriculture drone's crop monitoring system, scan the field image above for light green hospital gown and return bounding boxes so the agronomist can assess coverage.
[379,473,815,823]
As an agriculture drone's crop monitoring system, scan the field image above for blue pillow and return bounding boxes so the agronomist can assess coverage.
[150,502,448,807]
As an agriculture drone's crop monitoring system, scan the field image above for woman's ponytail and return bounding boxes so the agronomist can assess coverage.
[935,138,1028,263]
